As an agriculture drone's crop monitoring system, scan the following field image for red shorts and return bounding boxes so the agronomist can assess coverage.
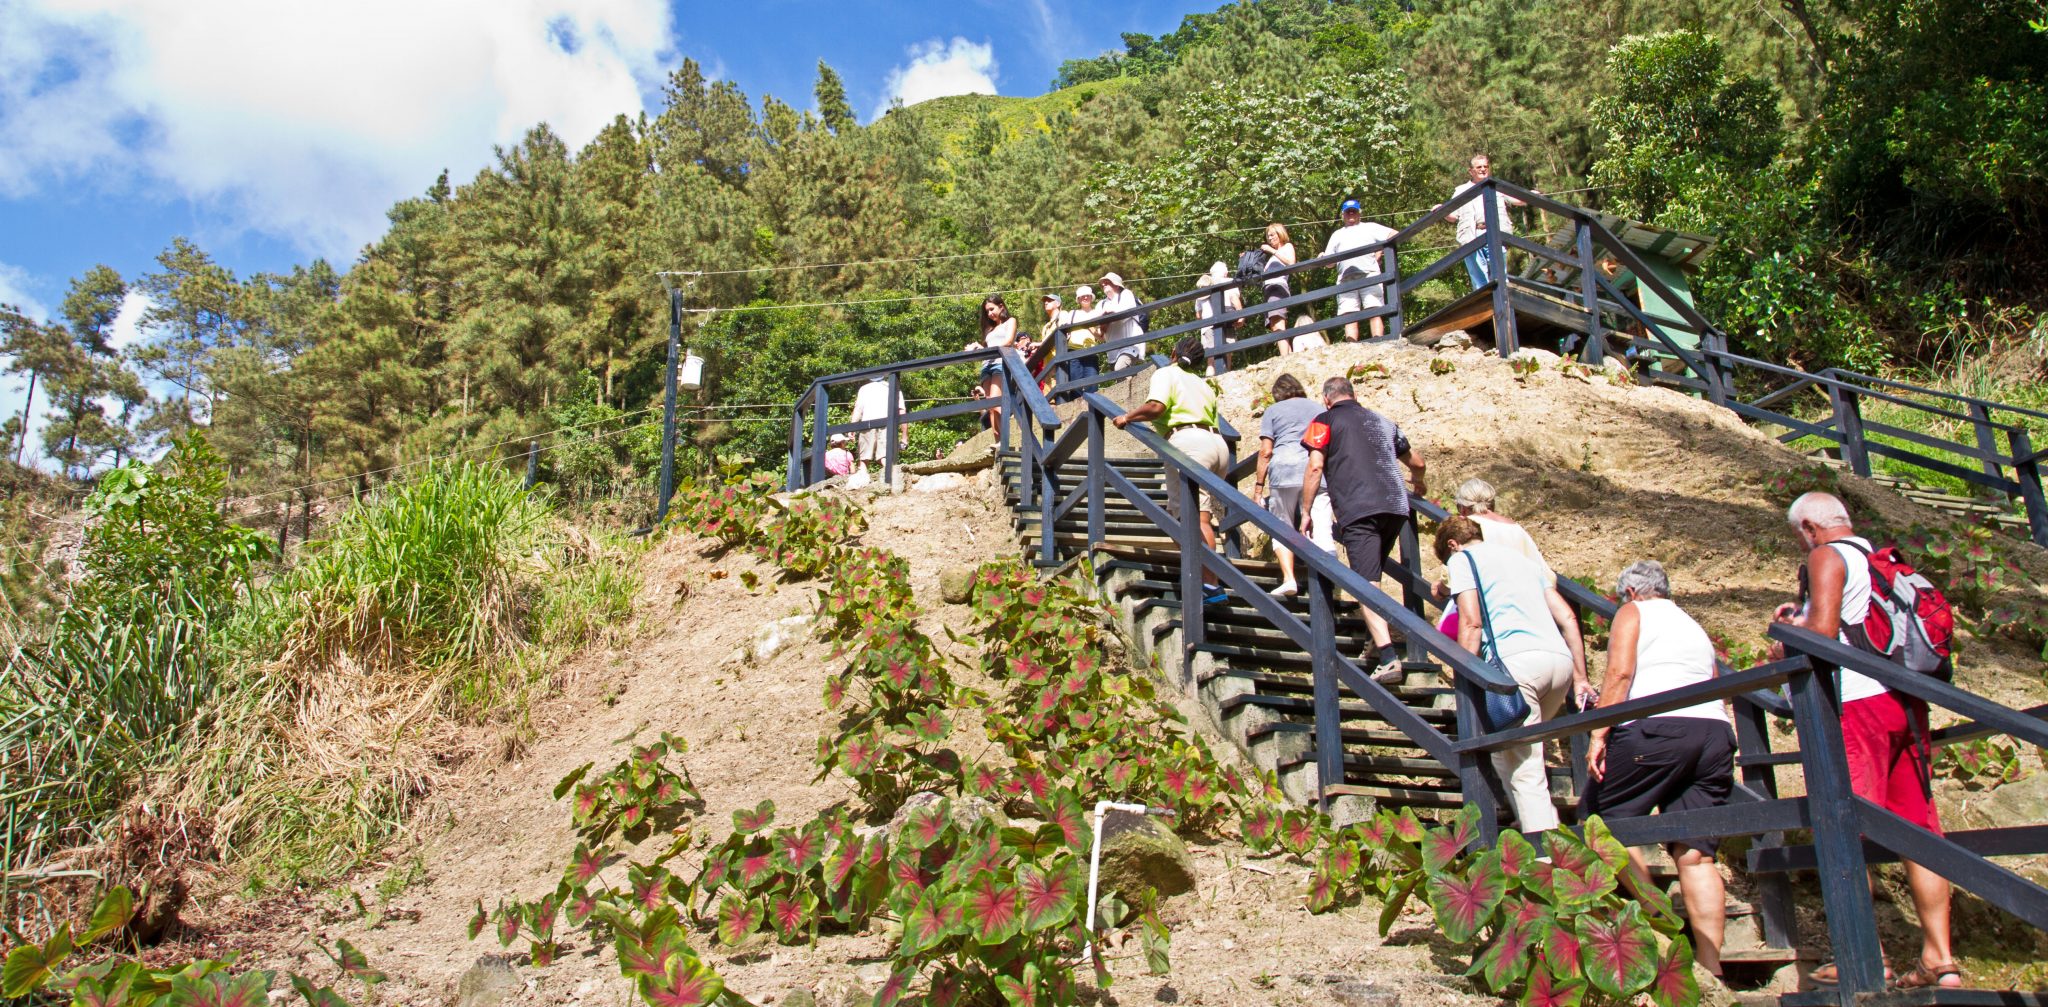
[1841,692,1941,834]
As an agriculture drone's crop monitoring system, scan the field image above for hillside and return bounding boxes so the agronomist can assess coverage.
[130,338,2048,1004]
[884,77,1141,161]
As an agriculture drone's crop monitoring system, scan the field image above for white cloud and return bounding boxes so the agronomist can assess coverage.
[0,262,50,321]
[105,290,148,351]
[873,37,998,120]
[0,0,679,262]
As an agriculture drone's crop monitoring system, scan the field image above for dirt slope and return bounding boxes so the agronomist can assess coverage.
[178,479,1493,1007]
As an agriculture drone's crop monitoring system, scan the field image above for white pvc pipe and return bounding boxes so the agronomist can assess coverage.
[1080,800,1175,964]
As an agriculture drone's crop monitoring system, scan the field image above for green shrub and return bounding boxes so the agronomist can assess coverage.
[1,435,269,875]
[172,462,640,887]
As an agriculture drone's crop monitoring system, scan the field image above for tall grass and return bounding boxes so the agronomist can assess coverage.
[169,462,641,886]
[1,436,265,884]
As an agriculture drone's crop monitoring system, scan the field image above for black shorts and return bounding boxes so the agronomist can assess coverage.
[1335,512,1407,583]
[1579,717,1735,857]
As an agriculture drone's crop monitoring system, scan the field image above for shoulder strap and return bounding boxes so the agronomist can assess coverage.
[1464,551,1503,661]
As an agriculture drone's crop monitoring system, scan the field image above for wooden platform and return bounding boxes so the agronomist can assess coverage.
[1405,279,1597,348]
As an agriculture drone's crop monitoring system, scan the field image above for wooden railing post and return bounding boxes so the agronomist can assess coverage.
[1383,244,1404,344]
[1734,699,1800,951]
[1787,663,1884,1002]
[785,399,805,493]
[1086,412,1105,543]
[1038,418,1057,565]
[1176,468,1206,687]
[2009,427,2048,547]
[998,376,1014,457]
[1576,223,1603,366]
[884,371,901,492]
[1828,383,1871,478]
[1454,675,1502,845]
[1398,516,1429,665]
[1484,182,1519,357]
[1968,403,2002,483]
[808,387,831,486]
[1309,572,1345,813]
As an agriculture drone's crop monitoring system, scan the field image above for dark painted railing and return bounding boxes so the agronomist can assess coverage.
[778,183,2048,1006]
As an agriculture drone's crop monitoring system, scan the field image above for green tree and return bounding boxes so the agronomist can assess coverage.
[814,60,857,134]
[0,306,72,465]
[1590,31,1781,220]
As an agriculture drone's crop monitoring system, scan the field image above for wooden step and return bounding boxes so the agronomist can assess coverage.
[1217,691,1456,726]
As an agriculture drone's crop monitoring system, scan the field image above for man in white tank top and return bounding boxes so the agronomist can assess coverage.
[1769,492,1958,989]
[1579,560,1732,976]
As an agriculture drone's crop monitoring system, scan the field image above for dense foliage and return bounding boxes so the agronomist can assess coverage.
[2,0,2040,503]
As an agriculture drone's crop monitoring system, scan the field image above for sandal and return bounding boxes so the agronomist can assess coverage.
[1894,963,1963,990]
[1810,962,1893,986]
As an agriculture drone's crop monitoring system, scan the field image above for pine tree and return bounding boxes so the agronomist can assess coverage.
[814,60,857,134]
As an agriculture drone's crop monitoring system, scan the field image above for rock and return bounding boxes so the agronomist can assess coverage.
[779,991,815,1007]
[912,472,968,493]
[814,977,866,1007]
[748,614,814,665]
[1329,981,1399,1007]
[939,566,978,605]
[885,792,1004,840]
[1950,769,2048,831]
[855,961,894,985]
[1509,347,1561,366]
[454,956,520,1007]
[1096,808,1197,898]
[1437,329,1473,349]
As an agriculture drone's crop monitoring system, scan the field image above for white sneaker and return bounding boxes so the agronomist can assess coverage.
[1269,581,1298,598]
[1370,659,1404,685]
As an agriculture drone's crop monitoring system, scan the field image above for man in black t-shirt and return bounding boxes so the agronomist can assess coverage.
[1298,376,1427,683]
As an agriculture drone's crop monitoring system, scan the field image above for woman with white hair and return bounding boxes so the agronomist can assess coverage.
[1193,262,1243,376]
[1579,559,1732,977]
[1454,477,1551,579]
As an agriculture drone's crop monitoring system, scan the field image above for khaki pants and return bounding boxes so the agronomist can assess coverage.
[1491,649,1573,833]
[1164,427,1229,525]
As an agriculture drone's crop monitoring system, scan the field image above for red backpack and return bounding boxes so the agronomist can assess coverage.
[1835,540,1956,682]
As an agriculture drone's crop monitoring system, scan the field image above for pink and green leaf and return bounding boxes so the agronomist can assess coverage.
[715,896,762,946]
[1018,863,1081,933]
[1520,969,1587,1007]
[1579,904,1659,997]
[1645,935,1699,1007]
[1426,853,1506,943]
[1467,920,1538,991]
[958,873,1024,945]
[1550,862,1617,915]
[732,799,776,835]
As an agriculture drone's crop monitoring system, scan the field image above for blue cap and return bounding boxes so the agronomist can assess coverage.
[1340,198,1362,213]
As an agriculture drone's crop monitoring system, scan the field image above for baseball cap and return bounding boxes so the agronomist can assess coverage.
[1340,198,1362,213]
[1041,292,1061,304]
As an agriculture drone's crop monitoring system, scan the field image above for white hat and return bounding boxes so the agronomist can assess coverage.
[828,432,850,444]
[1099,271,1125,288]
[1075,285,1095,299]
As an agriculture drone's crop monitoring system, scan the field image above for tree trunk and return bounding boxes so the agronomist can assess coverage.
[14,368,36,465]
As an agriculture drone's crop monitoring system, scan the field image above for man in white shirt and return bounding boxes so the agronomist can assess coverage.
[1768,492,1958,990]
[1445,154,1527,290]
[846,376,906,472]
[1320,198,1398,341]
[1097,272,1146,371]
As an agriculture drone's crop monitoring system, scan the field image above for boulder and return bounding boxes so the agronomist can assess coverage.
[884,792,1005,839]
[1437,329,1474,350]
[453,956,519,1007]
[1509,347,1561,366]
[939,566,978,605]
[912,472,968,493]
[1095,808,1197,898]
[748,614,814,665]
[1949,770,2048,832]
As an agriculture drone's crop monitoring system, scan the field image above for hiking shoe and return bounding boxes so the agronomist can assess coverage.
[1370,659,1404,685]
[1202,588,1231,606]
[1268,581,1298,598]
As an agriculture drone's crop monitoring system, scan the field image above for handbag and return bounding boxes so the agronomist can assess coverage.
[1463,551,1533,732]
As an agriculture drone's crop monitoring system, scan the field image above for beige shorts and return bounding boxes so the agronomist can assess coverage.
[1164,426,1229,523]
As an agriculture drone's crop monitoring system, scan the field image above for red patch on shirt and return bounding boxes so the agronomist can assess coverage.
[1302,420,1331,450]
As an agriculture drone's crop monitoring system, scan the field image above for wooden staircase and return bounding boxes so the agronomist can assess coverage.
[996,448,1805,978]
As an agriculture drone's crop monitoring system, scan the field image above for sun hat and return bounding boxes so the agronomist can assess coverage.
[1340,198,1362,213]
[1099,271,1124,288]
[1041,292,1061,305]
[1075,285,1095,299]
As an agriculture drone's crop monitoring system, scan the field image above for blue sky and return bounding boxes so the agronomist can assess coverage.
[0,0,1196,467]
